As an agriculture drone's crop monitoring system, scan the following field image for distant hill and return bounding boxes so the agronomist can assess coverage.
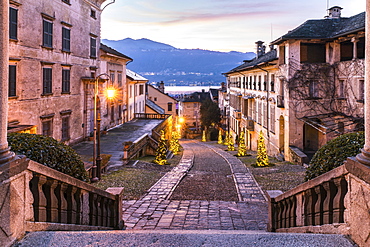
[102,38,255,86]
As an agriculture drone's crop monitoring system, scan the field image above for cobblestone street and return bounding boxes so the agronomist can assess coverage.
[122,140,268,230]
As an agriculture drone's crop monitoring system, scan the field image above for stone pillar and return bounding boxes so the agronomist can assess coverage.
[356,0,370,166]
[0,0,14,165]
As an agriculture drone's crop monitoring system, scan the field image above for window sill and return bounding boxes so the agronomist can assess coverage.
[61,92,71,95]
[41,93,53,96]
[62,50,71,54]
[8,96,18,100]
[9,38,18,42]
[90,56,97,59]
[41,45,54,50]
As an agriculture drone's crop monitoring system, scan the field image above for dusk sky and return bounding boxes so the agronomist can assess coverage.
[101,0,365,52]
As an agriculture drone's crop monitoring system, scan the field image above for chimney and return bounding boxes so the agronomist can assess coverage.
[255,41,266,58]
[158,81,165,93]
[326,6,342,19]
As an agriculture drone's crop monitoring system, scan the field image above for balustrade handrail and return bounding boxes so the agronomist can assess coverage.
[28,160,117,200]
[26,158,124,229]
[275,164,348,202]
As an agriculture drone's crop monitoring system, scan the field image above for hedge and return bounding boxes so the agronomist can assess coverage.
[305,131,364,181]
[7,133,88,182]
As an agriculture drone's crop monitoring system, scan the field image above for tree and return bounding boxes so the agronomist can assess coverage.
[227,132,235,151]
[202,130,206,142]
[223,130,229,145]
[200,98,221,132]
[218,129,223,144]
[169,131,180,155]
[154,130,168,165]
[237,131,247,157]
[256,131,269,167]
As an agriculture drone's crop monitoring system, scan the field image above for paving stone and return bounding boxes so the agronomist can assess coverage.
[121,140,268,231]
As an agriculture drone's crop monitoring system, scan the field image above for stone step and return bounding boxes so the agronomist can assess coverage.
[16,230,355,247]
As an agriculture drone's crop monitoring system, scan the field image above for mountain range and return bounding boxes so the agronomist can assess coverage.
[102,38,255,86]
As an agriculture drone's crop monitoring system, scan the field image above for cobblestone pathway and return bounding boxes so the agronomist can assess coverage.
[122,140,268,230]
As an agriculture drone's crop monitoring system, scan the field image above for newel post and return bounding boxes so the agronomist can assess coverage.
[106,187,125,229]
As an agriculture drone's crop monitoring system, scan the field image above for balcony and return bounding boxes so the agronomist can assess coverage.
[277,95,285,108]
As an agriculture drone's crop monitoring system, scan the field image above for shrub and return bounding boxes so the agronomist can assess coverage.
[305,131,364,181]
[8,133,88,182]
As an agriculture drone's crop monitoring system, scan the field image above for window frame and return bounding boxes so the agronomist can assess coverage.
[9,7,18,40]
[62,27,71,52]
[62,68,71,93]
[61,115,70,141]
[8,64,17,97]
[42,19,53,48]
[167,102,173,112]
[90,36,97,58]
[43,67,53,95]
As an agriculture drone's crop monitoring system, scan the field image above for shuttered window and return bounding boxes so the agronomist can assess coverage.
[9,7,18,40]
[62,27,70,52]
[43,68,52,94]
[9,65,16,97]
[43,20,53,48]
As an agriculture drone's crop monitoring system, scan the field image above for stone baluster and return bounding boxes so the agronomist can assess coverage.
[30,173,48,222]
[89,192,97,226]
[332,177,348,223]
[96,195,102,226]
[289,196,297,227]
[44,178,59,222]
[277,201,284,229]
[81,190,89,225]
[281,199,287,228]
[101,197,107,227]
[322,180,336,224]
[314,185,326,226]
[305,188,317,226]
[66,185,77,224]
[55,182,68,223]
[108,199,115,228]
[75,188,83,225]
[285,198,291,228]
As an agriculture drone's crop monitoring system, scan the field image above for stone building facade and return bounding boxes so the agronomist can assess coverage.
[146,83,178,117]
[7,0,109,144]
[224,42,280,154]
[97,44,132,131]
[126,69,147,121]
[224,7,365,162]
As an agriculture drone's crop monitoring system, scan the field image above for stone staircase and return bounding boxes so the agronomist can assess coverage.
[15,230,355,247]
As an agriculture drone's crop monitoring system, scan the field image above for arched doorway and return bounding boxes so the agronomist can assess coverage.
[279,115,285,153]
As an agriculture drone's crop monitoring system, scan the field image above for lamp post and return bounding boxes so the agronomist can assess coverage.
[91,73,115,182]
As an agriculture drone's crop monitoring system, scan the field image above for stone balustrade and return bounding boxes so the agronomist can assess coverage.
[267,157,370,247]
[135,113,171,119]
[123,134,149,160]
[0,156,124,246]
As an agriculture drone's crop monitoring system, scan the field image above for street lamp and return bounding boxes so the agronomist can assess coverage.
[91,73,115,182]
